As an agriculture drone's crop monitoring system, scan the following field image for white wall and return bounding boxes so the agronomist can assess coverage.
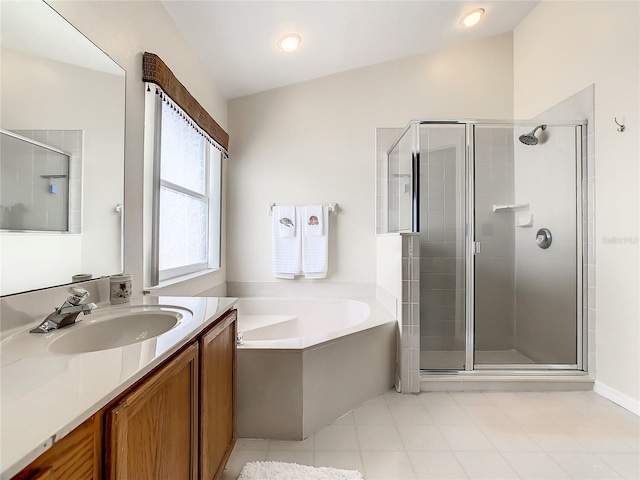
[227,33,515,285]
[514,1,640,411]
[48,0,229,296]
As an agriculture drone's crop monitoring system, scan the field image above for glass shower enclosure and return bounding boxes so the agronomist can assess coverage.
[386,120,586,372]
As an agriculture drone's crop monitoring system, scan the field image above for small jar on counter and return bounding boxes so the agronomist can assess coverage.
[110,273,132,304]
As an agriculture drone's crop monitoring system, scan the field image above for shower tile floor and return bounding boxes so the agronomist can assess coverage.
[221,389,639,480]
[421,350,535,370]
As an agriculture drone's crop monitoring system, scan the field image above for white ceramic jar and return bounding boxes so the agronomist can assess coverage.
[110,273,132,304]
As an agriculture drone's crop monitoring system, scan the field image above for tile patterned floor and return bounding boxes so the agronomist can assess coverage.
[221,390,640,479]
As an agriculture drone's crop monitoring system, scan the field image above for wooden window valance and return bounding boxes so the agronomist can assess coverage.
[142,52,229,151]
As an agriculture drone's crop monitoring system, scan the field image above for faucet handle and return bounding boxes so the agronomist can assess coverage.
[67,286,90,306]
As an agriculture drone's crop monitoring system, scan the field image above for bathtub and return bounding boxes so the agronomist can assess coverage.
[235,297,396,440]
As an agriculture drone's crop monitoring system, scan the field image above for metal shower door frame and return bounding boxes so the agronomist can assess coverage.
[468,121,585,372]
[410,119,586,374]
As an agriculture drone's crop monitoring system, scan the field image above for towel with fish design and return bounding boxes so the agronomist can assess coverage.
[272,205,301,279]
[277,206,296,238]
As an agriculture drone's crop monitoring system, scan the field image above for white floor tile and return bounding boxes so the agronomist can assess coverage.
[455,451,519,479]
[397,424,451,451]
[480,424,541,452]
[601,423,640,452]
[426,404,475,426]
[361,451,417,479]
[482,391,521,407]
[439,425,496,451]
[502,451,569,479]
[226,390,638,480]
[353,401,395,425]
[389,403,434,425]
[502,406,552,427]
[314,424,359,451]
[313,451,364,472]
[408,451,468,479]
[265,450,314,466]
[522,424,588,452]
[567,425,635,453]
[550,452,624,479]
[450,392,493,407]
[597,452,640,480]
[418,391,455,407]
[357,424,404,451]
[463,405,515,426]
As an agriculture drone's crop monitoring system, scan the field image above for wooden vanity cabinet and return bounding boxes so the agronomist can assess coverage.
[199,310,237,480]
[12,308,237,480]
[12,414,101,480]
[104,343,199,480]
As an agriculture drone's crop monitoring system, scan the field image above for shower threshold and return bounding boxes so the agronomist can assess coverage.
[419,369,593,392]
[419,349,591,391]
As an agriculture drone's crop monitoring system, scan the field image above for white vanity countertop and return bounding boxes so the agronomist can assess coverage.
[0,295,237,479]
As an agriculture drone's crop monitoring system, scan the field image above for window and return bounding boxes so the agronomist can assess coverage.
[147,89,223,285]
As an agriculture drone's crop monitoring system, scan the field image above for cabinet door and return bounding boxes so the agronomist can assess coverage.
[12,414,100,480]
[199,310,237,480]
[105,343,199,480]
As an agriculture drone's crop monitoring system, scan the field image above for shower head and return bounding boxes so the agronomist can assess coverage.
[519,124,547,145]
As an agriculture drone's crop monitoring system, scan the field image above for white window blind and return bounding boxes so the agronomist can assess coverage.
[149,88,222,285]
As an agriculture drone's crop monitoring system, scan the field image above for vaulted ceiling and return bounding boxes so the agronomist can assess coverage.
[162,1,539,99]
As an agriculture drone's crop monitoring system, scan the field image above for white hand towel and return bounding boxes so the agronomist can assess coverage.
[272,206,301,279]
[302,205,329,279]
[303,205,324,236]
[275,205,296,238]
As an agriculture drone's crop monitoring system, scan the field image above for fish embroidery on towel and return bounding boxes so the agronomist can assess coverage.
[308,215,319,225]
[279,217,294,228]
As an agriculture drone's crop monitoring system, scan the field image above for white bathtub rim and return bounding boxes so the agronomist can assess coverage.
[236,297,395,350]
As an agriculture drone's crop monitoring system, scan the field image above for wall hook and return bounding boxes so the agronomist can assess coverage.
[614,117,625,132]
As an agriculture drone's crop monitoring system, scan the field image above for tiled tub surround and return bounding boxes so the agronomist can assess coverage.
[0,293,237,479]
[235,297,396,440]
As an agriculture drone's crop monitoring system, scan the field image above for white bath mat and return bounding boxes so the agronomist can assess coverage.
[238,461,364,480]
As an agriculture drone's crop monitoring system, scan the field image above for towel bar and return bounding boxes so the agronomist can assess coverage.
[269,203,338,215]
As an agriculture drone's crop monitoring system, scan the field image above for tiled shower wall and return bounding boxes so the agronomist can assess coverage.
[419,146,467,353]
[376,128,421,392]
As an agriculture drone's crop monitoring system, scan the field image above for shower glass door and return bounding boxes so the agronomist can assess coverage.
[473,124,581,367]
[418,123,468,370]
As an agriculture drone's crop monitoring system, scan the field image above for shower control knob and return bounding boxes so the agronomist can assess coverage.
[536,228,552,249]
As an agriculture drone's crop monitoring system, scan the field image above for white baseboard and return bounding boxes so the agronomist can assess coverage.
[594,380,640,416]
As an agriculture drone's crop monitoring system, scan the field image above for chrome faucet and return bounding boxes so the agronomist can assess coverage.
[30,287,97,333]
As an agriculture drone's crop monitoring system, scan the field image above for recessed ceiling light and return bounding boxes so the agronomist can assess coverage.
[278,34,302,53]
[460,8,485,27]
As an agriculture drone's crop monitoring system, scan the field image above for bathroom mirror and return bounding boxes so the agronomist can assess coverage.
[0,0,125,296]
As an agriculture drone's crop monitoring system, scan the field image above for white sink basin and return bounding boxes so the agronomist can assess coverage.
[48,309,183,354]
